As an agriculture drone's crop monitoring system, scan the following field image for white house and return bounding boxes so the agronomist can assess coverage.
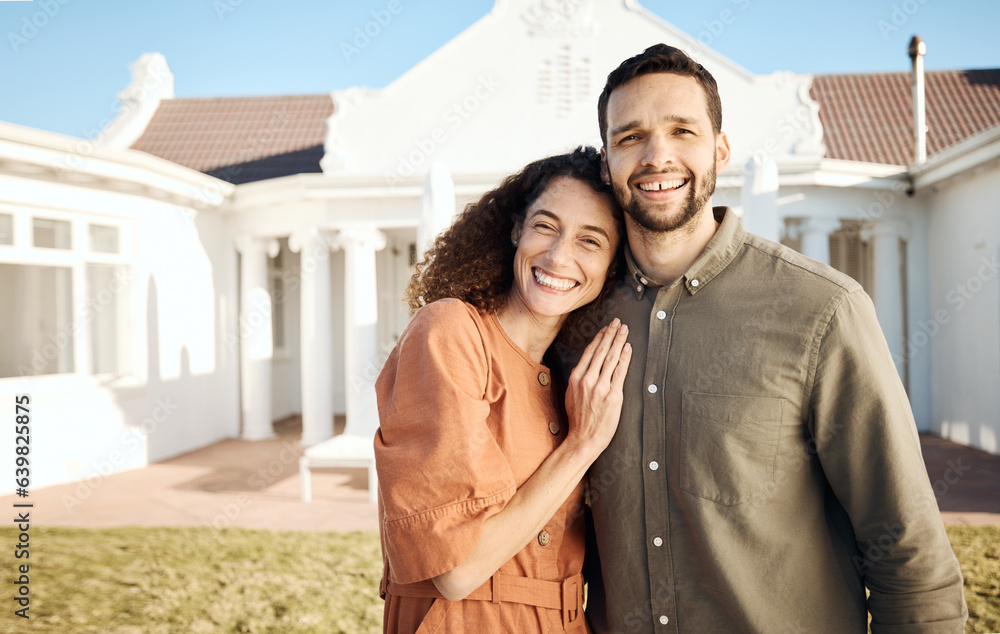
[1,0,998,496]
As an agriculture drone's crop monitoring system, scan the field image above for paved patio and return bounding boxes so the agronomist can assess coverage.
[5,417,998,531]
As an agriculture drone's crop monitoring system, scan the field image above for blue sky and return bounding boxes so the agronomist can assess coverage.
[1,0,996,139]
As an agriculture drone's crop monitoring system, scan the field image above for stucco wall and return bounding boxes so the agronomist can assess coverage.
[925,167,1000,454]
[0,160,240,495]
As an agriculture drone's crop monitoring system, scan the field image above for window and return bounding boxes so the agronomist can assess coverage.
[829,222,874,296]
[0,213,12,246]
[269,244,285,351]
[86,264,129,375]
[0,212,133,379]
[33,217,71,249]
[89,224,120,254]
[0,264,75,377]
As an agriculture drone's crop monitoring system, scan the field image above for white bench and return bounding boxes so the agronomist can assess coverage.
[299,433,377,503]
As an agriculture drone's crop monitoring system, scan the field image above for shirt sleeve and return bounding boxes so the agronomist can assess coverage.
[810,288,967,633]
[374,299,517,585]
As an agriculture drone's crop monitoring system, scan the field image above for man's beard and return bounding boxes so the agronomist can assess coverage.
[614,162,717,234]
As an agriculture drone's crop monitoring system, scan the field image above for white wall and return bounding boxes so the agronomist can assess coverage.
[324,0,822,184]
[0,175,240,493]
[925,167,1000,454]
[0,120,241,494]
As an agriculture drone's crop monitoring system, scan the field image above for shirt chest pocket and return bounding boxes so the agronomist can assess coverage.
[680,392,784,506]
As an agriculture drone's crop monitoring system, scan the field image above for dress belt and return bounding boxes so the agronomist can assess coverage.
[387,572,585,631]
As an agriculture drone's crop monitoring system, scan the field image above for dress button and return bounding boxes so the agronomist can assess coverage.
[537,530,550,546]
[647,384,657,394]
[538,372,550,386]
[656,310,666,320]
[548,421,560,435]
[690,278,700,287]
[659,615,669,625]
[653,537,663,547]
[649,461,659,471]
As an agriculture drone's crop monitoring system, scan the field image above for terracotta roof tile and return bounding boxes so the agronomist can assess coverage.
[811,69,1000,165]
[133,70,1000,180]
[131,94,333,184]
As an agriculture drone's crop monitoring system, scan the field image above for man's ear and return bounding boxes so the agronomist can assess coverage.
[600,147,611,185]
[715,131,731,173]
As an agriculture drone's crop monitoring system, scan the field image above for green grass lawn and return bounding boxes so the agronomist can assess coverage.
[0,525,996,633]
[947,526,1000,634]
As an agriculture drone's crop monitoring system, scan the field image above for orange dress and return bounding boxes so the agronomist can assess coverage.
[374,299,589,633]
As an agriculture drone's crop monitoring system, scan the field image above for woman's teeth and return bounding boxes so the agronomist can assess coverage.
[534,268,579,291]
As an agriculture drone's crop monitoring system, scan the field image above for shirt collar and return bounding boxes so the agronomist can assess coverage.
[624,206,746,300]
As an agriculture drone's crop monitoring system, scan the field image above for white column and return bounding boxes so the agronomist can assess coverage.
[796,218,842,265]
[417,162,456,261]
[235,235,280,441]
[739,155,779,243]
[288,227,334,446]
[868,220,910,380]
[331,228,387,438]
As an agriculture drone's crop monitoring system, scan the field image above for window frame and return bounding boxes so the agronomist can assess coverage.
[0,206,136,385]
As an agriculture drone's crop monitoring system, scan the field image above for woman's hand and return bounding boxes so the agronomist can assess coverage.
[564,318,632,455]
[432,319,631,601]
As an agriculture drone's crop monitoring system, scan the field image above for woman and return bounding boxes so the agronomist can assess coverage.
[375,146,631,633]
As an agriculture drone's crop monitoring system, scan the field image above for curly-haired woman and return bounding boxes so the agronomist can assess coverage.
[374,146,631,633]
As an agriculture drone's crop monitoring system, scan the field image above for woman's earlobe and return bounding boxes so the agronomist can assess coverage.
[511,224,522,247]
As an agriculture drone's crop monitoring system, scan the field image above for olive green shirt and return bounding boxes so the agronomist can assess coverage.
[579,208,966,633]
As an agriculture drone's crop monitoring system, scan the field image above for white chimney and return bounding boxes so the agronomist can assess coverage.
[908,35,927,165]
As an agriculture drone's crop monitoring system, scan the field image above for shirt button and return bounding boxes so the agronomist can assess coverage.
[636,284,643,292]
[640,277,648,285]
[537,530,550,546]
[548,421,560,435]
[538,372,549,386]
[649,461,659,471]
[647,384,657,394]
[653,536,663,547]
[690,278,700,287]
[659,615,669,625]
[656,310,666,320]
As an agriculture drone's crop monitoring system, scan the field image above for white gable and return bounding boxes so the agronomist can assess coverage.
[321,0,824,184]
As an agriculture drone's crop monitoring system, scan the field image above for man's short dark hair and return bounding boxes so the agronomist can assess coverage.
[598,44,723,146]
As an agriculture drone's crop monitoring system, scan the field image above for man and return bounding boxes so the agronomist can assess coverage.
[584,44,967,633]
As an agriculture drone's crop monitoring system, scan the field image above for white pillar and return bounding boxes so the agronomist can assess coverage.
[797,218,842,265]
[868,221,910,380]
[235,235,280,441]
[417,162,456,261]
[332,228,387,438]
[740,155,780,243]
[289,227,335,446]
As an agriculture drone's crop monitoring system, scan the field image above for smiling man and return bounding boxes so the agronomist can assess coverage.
[583,44,968,633]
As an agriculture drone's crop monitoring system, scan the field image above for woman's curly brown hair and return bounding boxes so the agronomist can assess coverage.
[405,146,624,339]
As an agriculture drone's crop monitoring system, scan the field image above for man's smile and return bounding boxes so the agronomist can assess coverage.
[636,178,688,192]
